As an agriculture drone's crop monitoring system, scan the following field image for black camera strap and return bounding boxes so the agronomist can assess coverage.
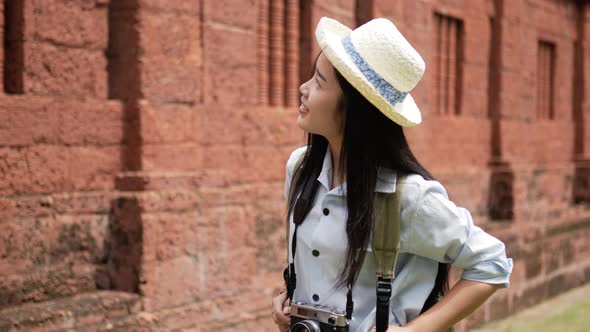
[346,285,354,319]
[376,277,392,332]
[286,224,298,300]
[286,169,319,301]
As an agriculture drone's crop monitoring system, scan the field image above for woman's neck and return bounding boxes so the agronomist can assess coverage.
[328,137,344,189]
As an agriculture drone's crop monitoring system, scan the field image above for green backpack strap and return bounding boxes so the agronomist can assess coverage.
[372,175,404,332]
[372,181,403,280]
[372,177,455,332]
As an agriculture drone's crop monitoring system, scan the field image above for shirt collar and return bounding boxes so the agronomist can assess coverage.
[316,146,397,195]
[317,146,333,191]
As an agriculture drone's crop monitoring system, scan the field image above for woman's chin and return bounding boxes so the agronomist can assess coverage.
[296,115,308,131]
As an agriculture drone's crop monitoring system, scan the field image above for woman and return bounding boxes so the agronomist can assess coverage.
[271,17,513,332]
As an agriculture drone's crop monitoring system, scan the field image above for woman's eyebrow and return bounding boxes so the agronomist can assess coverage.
[316,68,327,83]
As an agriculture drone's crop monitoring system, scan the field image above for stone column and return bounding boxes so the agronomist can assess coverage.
[574,0,590,204]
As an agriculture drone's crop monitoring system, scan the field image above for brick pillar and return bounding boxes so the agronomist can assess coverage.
[107,0,204,308]
[488,0,514,221]
[574,0,590,204]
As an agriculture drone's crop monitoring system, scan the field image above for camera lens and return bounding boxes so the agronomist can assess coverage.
[290,320,321,332]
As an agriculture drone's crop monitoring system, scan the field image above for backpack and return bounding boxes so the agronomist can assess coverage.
[284,155,454,332]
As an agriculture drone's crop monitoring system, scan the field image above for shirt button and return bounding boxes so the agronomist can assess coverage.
[323,208,330,216]
[312,294,320,302]
[312,250,320,257]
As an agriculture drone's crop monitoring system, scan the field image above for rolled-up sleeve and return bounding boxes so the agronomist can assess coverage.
[405,180,513,287]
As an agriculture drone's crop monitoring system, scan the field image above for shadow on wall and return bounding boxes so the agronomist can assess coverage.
[488,163,514,221]
[574,165,590,205]
[99,196,143,293]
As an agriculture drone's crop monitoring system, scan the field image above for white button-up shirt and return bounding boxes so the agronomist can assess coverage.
[285,146,513,332]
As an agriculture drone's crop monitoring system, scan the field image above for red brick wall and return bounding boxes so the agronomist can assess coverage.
[0,0,589,331]
[0,0,122,309]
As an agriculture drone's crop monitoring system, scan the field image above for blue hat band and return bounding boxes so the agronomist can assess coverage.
[342,36,408,106]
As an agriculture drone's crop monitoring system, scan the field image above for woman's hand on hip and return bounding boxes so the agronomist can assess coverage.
[271,288,291,332]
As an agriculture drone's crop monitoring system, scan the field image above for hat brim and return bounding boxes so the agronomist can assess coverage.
[315,17,422,127]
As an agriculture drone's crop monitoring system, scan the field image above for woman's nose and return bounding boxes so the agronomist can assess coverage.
[299,81,307,97]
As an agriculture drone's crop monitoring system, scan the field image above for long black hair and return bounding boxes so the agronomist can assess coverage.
[287,53,449,313]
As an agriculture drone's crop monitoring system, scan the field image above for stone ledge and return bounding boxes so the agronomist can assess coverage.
[0,291,142,331]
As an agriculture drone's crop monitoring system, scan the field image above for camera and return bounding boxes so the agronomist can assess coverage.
[290,302,349,332]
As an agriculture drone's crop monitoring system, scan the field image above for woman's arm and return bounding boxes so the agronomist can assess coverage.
[370,279,502,332]
[390,179,512,331]
[404,279,502,332]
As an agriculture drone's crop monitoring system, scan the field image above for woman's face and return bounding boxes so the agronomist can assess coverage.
[297,52,344,141]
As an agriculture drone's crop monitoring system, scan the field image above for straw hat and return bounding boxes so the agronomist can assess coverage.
[315,17,425,127]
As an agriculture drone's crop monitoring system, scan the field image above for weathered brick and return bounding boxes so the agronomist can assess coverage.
[547,273,566,297]
[0,262,97,308]
[141,143,202,172]
[202,106,302,146]
[253,202,287,273]
[513,282,547,312]
[203,249,256,295]
[140,256,201,311]
[51,192,114,215]
[525,247,543,278]
[0,213,109,275]
[202,145,288,184]
[136,190,202,213]
[76,312,105,326]
[141,211,200,263]
[58,100,124,145]
[23,42,107,97]
[205,0,257,31]
[48,214,110,265]
[488,290,511,321]
[67,146,121,191]
[203,23,257,105]
[138,11,202,103]
[138,0,200,14]
[0,96,60,146]
[138,101,200,144]
[0,147,33,195]
[31,0,108,49]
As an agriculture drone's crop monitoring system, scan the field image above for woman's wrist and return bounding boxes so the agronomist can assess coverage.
[371,325,414,332]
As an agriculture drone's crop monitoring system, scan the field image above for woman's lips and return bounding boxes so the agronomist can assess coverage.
[299,104,309,114]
